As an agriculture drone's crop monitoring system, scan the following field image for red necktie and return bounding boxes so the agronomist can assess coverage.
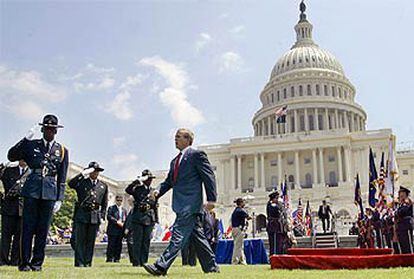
[173,152,182,183]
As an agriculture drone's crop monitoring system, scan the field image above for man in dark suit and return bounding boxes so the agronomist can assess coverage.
[7,114,69,272]
[144,128,219,276]
[0,160,28,266]
[106,195,127,262]
[68,162,108,267]
[318,200,333,233]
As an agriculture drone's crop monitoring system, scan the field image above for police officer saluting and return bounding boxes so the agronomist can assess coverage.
[395,186,413,254]
[0,160,28,266]
[68,162,108,267]
[7,114,69,272]
[125,169,158,266]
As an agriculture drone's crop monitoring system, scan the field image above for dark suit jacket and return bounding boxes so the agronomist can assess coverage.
[0,166,23,216]
[8,138,69,201]
[158,148,217,215]
[68,174,108,225]
[318,205,332,219]
[107,204,127,236]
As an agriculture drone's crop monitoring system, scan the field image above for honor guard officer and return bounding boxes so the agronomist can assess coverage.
[266,191,286,255]
[68,162,108,267]
[7,114,69,272]
[395,186,413,254]
[125,169,158,266]
[0,160,28,266]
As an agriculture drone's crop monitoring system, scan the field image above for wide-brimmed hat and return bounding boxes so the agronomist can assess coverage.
[268,191,280,199]
[87,161,104,172]
[399,186,411,195]
[39,114,64,128]
[141,169,156,179]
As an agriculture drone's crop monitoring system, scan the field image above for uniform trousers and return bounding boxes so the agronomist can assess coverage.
[131,223,153,266]
[74,222,99,267]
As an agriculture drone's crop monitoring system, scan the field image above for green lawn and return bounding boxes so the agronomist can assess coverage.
[0,258,413,279]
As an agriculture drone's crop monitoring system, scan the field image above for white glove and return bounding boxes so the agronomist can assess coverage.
[25,125,37,140]
[53,201,62,213]
[138,175,149,182]
[6,161,19,168]
[81,167,95,178]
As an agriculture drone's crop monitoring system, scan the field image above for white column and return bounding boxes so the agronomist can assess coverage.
[325,109,329,130]
[315,108,319,130]
[344,111,350,132]
[294,109,298,133]
[260,153,266,189]
[337,146,343,183]
[319,148,325,185]
[237,155,242,190]
[350,112,354,132]
[277,152,282,185]
[304,108,309,131]
[295,151,300,189]
[312,149,318,185]
[335,109,339,129]
[344,146,351,183]
[285,112,289,134]
[254,154,259,189]
[267,117,272,135]
[230,156,236,190]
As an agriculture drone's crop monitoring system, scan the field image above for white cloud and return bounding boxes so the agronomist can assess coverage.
[218,51,246,73]
[112,153,143,180]
[0,65,67,120]
[139,56,205,128]
[105,73,145,121]
[229,25,245,37]
[112,136,126,148]
[195,32,212,53]
[71,63,116,92]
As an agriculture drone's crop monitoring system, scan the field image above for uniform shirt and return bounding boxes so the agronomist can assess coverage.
[231,207,248,228]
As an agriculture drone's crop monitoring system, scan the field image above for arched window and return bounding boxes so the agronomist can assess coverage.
[316,84,320,95]
[290,116,295,132]
[329,171,337,187]
[288,175,295,190]
[299,85,303,96]
[277,91,280,101]
[332,86,336,97]
[300,115,305,131]
[307,84,312,96]
[304,173,312,188]
[324,85,328,96]
[291,86,295,97]
[283,88,287,99]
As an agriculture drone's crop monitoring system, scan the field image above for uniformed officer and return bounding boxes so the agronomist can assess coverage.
[266,191,286,255]
[231,197,251,265]
[0,160,28,266]
[7,114,69,272]
[395,186,413,254]
[125,169,158,266]
[68,162,108,267]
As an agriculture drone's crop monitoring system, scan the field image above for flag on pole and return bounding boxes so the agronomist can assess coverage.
[384,136,399,203]
[368,147,378,207]
[292,198,304,234]
[304,200,313,236]
[281,176,290,210]
[354,173,364,218]
[377,152,386,209]
[275,105,288,123]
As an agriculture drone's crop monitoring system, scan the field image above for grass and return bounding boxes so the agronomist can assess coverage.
[0,258,413,279]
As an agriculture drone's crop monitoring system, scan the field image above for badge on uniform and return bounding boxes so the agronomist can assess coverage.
[55,149,61,157]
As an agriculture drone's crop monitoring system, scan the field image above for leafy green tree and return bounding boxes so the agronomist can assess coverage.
[51,185,77,230]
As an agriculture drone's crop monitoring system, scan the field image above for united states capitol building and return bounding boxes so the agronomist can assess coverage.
[66,3,414,236]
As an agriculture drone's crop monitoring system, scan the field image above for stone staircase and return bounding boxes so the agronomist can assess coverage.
[313,233,338,248]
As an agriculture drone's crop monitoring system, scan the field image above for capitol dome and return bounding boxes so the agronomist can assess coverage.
[252,1,367,137]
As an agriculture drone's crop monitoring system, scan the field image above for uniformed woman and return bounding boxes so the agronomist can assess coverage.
[266,191,286,255]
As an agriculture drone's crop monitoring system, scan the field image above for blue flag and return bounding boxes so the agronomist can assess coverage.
[217,219,224,239]
[368,148,378,207]
[354,173,364,218]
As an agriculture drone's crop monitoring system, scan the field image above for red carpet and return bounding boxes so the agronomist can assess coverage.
[270,248,414,269]
[287,248,393,256]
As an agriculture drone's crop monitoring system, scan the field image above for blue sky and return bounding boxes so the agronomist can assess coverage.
[1,0,413,180]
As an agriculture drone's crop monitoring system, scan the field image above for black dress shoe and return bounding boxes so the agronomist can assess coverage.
[31,266,42,272]
[18,265,31,272]
[143,263,166,276]
[106,259,114,263]
[114,259,120,263]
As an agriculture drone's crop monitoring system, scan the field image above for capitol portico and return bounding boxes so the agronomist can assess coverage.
[199,2,414,235]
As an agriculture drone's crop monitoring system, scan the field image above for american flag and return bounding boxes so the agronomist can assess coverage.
[376,152,386,209]
[293,199,304,233]
[304,200,313,236]
[275,105,288,123]
[281,176,290,210]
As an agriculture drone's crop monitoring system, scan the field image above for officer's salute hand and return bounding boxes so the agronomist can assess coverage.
[81,167,95,178]
[25,124,38,140]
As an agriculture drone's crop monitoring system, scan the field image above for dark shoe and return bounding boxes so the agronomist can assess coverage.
[114,259,120,263]
[143,263,166,276]
[18,265,31,272]
[207,266,220,273]
[106,258,113,263]
[31,265,42,272]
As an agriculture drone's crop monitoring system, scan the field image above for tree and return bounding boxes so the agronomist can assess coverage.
[51,185,77,230]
